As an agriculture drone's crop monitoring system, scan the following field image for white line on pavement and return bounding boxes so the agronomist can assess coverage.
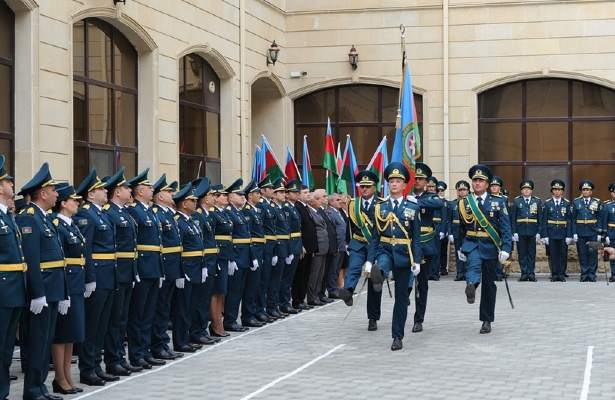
[580,345,594,400]
[71,299,343,400]
[238,344,346,400]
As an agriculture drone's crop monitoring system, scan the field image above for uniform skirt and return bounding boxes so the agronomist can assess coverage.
[54,294,85,344]
[211,260,229,295]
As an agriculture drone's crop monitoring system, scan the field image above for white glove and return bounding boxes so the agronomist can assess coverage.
[363,261,373,275]
[565,237,572,245]
[159,277,164,288]
[606,237,611,245]
[498,251,510,264]
[535,233,541,243]
[457,250,467,262]
[84,282,96,298]
[135,274,141,283]
[411,264,421,277]
[30,296,47,315]
[175,278,185,289]
[439,232,445,240]
[58,298,70,315]
[201,268,208,283]
[448,235,454,243]
[288,254,294,264]
[512,233,519,242]
[542,237,549,246]
[251,259,259,271]
[272,256,278,266]
[228,261,238,276]
[597,235,602,242]
[573,234,578,243]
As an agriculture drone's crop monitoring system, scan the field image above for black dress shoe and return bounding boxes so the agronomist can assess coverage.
[152,349,177,360]
[337,288,354,307]
[46,394,64,400]
[412,322,423,333]
[224,323,248,332]
[243,318,265,327]
[121,360,143,373]
[454,276,464,281]
[95,369,120,382]
[192,335,218,345]
[256,313,269,322]
[209,326,230,337]
[80,372,106,386]
[106,364,131,376]
[72,387,84,393]
[564,272,569,277]
[297,303,311,310]
[465,283,476,304]
[319,296,334,304]
[528,275,537,282]
[269,309,284,318]
[518,275,526,282]
[144,356,165,366]
[440,270,449,276]
[175,344,196,353]
[280,306,299,314]
[480,321,492,334]
[131,359,152,370]
[205,334,222,343]
[53,379,78,394]
[327,291,339,299]
[609,276,615,283]
[367,319,377,331]
[391,338,403,351]
[307,300,324,306]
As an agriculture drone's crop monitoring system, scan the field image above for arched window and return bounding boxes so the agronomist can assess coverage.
[73,18,138,184]
[0,2,14,174]
[294,84,423,188]
[479,78,615,199]
[178,54,221,184]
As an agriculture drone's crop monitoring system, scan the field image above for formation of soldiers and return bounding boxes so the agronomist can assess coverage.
[1,151,615,399]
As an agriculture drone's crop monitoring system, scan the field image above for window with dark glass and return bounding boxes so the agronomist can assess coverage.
[0,2,14,174]
[478,78,615,200]
[294,85,423,188]
[72,18,138,184]
[178,54,221,185]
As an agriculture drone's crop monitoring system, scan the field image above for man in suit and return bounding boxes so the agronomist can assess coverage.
[292,187,315,310]
[317,195,338,304]
[325,193,347,299]
[306,189,329,305]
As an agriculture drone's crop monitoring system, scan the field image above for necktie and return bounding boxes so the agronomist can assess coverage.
[585,199,589,207]
[526,198,530,206]
[393,199,399,213]
[478,197,483,207]
[363,200,369,211]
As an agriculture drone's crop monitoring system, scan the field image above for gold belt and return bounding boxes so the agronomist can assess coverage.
[420,227,434,233]
[116,251,137,259]
[452,219,460,224]
[161,246,182,254]
[264,235,277,241]
[576,220,597,224]
[277,235,290,240]
[203,248,219,255]
[40,260,66,269]
[609,223,615,228]
[466,230,489,238]
[516,218,537,223]
[65,257,86,266]
[92,253,116,260]
[182,250,203,258]
[290,232,302,238]
[380,236,411,245]
[251,237,266,244]
[352,233,367,243]
[0,263,27,272]
[433,217,442,222]
[547,220,567,225]
[232,238,251,244]
[137,245,161,252]
[215,235,232,241]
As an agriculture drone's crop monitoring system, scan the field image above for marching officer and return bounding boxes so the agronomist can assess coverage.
[373,162,422,351]
[457,164,512,334]
[449,180,470,281]
[337,171,382,331]
[601,183,615,282]
[151,175,185,359]
[572,180,602,282]
[102,167,142,376]
[279,180,303,314]
[17,162,68,400]
[269,178,292,316]
[411,163,444,333]
[0,155,27,400]
[511,180,542,281]
[126,169,165,370]
[75,169,118,386]
[257,178,280,321]
[436,180,449,276]
[539,179,572,282]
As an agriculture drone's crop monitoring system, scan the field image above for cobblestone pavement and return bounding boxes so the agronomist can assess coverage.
[9,275,615,399]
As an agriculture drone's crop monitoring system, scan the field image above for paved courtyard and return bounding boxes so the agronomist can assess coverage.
[9,276,615,400]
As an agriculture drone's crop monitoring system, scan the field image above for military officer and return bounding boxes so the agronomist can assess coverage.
[151,175,185,359]
[0,155,27,400]
[279,180,303,315]
[268,178,292,316]
[257,178,280,321]
[601,183,615,282]
[337,171,382,332]
[411,163,444,333]
[436,180,450,276]
[16,162,68,400]
[511,180,542,281]
[572,180,602,282]
[449,180,469,281]
[457,164,512,334]
[102,167,142,376]
[374,162,422,351]
[240,180,267,327]
[126,169,165,370]
[488,176,507,281]
[539,179,572,282]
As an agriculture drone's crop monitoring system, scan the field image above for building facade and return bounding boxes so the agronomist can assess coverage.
[1,0,614,199]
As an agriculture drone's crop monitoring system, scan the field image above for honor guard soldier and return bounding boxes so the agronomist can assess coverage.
[337,171,382,331]
[50,183,86,395]
[0,155,27,400]
[16,163,68,400]
[74,169,117,386]
[257,178,280,321]
[150,175,184,360]
[190,178,220,345]
[601,183,615,282]
[425,176,443,280]
[279,180,303,314]
[572,180,602,282]
[101,167,142,377]
[223,179,252,332]
[511,180,542,281]
[126,169,165,370]
[373,163,422,351]
[209,184,233,337]
[539,179,572,282]
[436,181,450,276]
[269,178,292,316]
[240,180,267,327]
[410,163,444,333]
[457,164,512,334]
[173,183,205,352]
[450,180,470,281]
[489,176,507,281]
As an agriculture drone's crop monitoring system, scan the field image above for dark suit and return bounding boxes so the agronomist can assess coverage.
[319,207,338,298]
[292,201,315,306]
[307,207,328,303]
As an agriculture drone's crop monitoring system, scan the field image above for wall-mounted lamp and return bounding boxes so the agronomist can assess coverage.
[267,40,280,66]
[348,45,359,70]
[113,0,126,5]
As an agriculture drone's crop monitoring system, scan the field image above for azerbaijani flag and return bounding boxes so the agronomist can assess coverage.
[366,136,389,197]
[301,135,314,190]
[339,135,359,197]
[336,142,347,194]
[399,61,421,187]
[260,135,284,182]
[323,118,338,195]
[284,145,301,183]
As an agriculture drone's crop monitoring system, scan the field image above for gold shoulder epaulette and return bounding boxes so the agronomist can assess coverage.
[52,218,59,226]
[173,214,180,221]
[27,207,35,215]
[197,208,202,214]
[102,204,110,210]
[152,207,158,213]
[83,203,91,210]
[226,206,231,211]
[245,204,251,210]
[209,207,215,212]
[47,209,52,215]
[129,203,136,207]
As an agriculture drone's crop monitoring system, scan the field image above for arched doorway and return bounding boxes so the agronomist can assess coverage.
[478,78,615,199]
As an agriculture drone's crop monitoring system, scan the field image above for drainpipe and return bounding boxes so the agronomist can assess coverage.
[443,0,450,194]
[239,0,246,178]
